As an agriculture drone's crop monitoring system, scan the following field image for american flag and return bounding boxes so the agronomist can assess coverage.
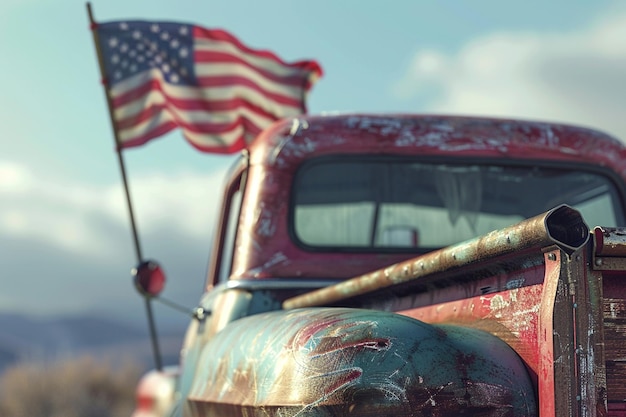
[95,21,322,153]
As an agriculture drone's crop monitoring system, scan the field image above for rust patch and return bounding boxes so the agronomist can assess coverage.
[312,336,391,357]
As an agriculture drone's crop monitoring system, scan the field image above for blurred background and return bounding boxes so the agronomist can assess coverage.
[1,0,625,414]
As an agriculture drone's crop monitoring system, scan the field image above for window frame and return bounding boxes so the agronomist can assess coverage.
[206,153,249,288]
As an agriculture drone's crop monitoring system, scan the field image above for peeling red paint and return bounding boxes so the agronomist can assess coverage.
[321,367,363,396]
[291,317,342,347]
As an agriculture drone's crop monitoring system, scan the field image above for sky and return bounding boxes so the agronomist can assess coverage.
[1,0,626,327]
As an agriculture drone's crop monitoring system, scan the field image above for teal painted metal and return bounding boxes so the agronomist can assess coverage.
[186,308,536,416]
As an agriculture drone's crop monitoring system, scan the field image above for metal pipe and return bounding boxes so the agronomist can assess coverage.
[594,226,626,257]
[283,205,589,310]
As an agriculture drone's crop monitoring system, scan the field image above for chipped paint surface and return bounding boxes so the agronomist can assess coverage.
[228,114,626,284]
[602,274,626,406]
[186,308,536,416]
[400,284,544,377]
[252,115,626,169]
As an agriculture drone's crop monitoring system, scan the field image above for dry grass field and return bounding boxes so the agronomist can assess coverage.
[0,355,142,417]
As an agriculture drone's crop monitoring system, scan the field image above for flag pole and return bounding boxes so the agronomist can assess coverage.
[86,2,143,263]
[87,2,162,371]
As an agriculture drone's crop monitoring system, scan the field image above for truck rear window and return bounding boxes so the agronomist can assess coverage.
[292,158,624,251]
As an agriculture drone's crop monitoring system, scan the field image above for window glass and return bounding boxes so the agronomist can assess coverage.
[219,186,243,282]
[293,159,624,251]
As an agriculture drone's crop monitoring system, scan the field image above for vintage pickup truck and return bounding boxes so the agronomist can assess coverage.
[131,114,626,417]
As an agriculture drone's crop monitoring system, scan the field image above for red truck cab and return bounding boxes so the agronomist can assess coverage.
[210,114,626,284]
[137,114,626,417]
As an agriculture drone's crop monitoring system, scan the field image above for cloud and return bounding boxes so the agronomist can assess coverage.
[0,161,228,258]
[0,160,234,317]
[0,227,210,322]
[393,9,626,141]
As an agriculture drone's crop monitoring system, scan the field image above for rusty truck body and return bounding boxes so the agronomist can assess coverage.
[133,114,626,417]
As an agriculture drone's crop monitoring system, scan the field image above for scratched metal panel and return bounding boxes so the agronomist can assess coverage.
[353,246,609,416]
[603,275,626,405]
[186,308,536,416]
[543,249,607,417]
[398,284,544,377]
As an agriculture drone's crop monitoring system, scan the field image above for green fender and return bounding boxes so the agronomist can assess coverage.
[186,307,536,416]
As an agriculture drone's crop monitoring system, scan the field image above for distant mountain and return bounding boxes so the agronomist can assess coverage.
[0,312,186,374]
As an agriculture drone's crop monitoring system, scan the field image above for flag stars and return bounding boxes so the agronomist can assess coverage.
[100,22,195,85]
[119,22,128,30]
